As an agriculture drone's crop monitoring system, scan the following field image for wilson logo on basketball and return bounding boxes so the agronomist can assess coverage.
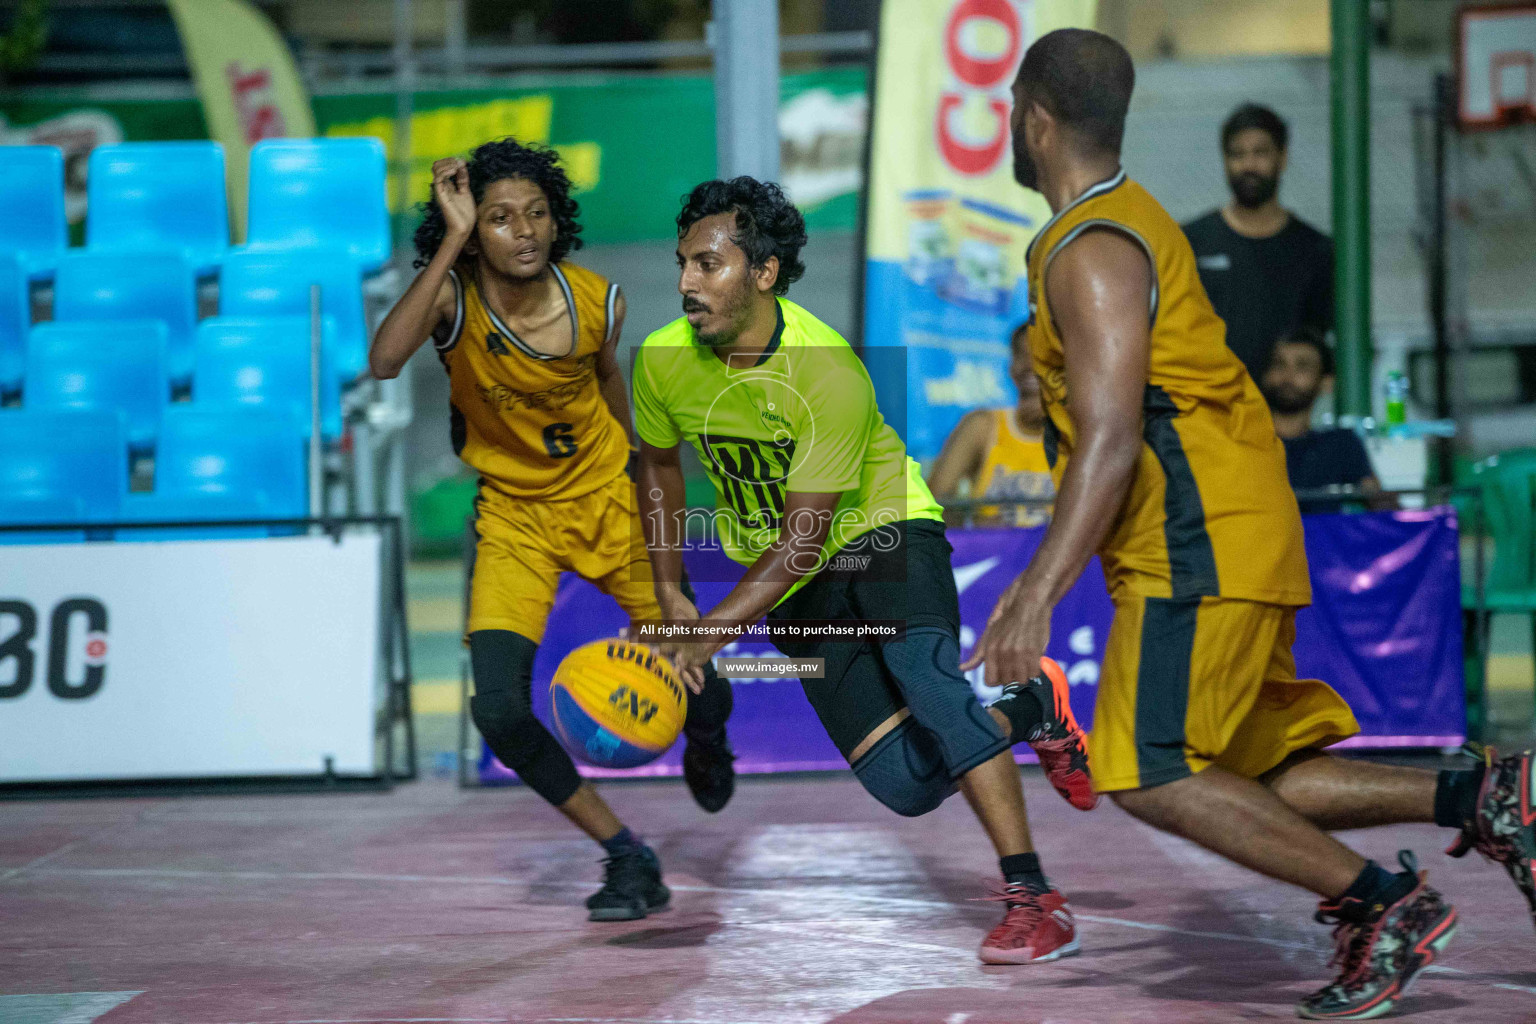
[604,642,684,703]
[607,684,662,725]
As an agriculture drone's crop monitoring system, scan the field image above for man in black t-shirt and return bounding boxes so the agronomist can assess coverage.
[1183,104,1333,381]
[1260,329,1385,514]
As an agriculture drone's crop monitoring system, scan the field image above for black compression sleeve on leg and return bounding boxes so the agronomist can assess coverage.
[877,625,1009,779]
[469,629,537,699]
[684,660,732,743]
[468,630,581,806]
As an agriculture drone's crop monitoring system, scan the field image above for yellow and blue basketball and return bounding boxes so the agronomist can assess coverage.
[549,639,688,768]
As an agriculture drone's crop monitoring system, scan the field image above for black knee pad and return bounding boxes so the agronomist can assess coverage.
[877,625,1008,779]
[468,630,581,806]
[850,717,956,818]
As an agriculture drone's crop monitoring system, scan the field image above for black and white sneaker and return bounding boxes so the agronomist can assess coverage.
[1446,745,1536,930]
[1297,851,1458,1020]
[585,845,670,922]
[683,732,736,814]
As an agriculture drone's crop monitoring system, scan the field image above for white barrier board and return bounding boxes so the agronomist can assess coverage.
[0,533,382,782]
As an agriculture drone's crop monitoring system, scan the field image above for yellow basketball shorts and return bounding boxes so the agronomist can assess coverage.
[467,473,660,643]
[1088,594,1361,792]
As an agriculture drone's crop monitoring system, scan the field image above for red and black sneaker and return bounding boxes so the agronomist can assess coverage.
[1297,851,1458,1020]
[1445,745,1536,931]
[996,657,1098,811]
[977,884,1080,964]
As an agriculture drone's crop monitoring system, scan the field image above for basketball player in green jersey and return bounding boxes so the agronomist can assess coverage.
[633,177,1094,964]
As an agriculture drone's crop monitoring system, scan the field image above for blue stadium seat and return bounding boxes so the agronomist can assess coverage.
[0,251,27,396]
[87,142,230,275]
[246,138,390,273]
[218,250,368,380]
[151,405,307,517]
[193,316,343,439]
[26,321,169,451]
[0,408,127,523]
[0,146,67,280]
[0,495,87,545]
[53,250,198,384]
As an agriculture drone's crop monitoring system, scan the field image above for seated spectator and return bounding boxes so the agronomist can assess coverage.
[1261,327,1390,513]
[927,323,1054,527]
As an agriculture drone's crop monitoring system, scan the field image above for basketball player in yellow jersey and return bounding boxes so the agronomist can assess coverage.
[928,322,1055,528]
[966,30,1534,1018]
[370,139,736,924]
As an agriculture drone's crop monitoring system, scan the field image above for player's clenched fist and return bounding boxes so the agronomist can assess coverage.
[431,157,475,241]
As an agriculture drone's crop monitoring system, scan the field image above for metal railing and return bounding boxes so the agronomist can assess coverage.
[22,31,873,81]
[307,31,873,79]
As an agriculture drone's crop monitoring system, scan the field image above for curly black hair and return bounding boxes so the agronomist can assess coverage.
[412,138,583,269]
[676,177,806,295]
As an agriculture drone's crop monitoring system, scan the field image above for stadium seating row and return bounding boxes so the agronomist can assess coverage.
[0,248,367,392]
[0,138,390,280]
[19,317,343,449]
[0,406,308,544]
[0,138,386,538]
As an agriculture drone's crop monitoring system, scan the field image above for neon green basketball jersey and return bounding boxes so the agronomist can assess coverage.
[634,297,941,602]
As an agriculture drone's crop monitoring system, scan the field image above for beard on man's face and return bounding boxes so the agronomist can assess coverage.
[685,287,751,349]
[1229,170,1279,209]
[1261,381,1318,416]
[1011,124,1039,190]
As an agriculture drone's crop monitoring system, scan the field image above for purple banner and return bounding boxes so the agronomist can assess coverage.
[480,509,1465,784]
[1292,508,1466,746]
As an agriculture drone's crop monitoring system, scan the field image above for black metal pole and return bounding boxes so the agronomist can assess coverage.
[1430,73,1454,484]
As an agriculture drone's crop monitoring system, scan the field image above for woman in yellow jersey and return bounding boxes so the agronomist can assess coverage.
[370,139,735,924]
[928,323,1055,528]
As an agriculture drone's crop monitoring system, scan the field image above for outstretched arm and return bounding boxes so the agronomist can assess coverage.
[962,230,1152,687]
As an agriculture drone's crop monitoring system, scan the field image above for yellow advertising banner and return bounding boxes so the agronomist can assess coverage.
[863,0,1097,460]
[167,0,317,241]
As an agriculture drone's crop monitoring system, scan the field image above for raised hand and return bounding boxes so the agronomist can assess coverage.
[431,157,476,241]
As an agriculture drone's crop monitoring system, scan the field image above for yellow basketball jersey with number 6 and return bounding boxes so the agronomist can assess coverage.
[437,262,628,500]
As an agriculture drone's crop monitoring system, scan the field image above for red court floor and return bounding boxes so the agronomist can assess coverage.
[2,770,1534,1024]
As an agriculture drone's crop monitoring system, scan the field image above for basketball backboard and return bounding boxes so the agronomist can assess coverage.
[1458,4,1536,129]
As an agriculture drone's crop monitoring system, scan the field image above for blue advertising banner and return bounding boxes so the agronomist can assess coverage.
[480,509,1466,784]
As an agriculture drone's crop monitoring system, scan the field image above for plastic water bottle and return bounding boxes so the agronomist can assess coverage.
[1385,371,1408,427]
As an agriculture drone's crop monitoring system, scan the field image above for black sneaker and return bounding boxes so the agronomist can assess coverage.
[1445,745,1536,930]
[1297,851,1458,1020]
[585,845,670,922]
[682,731,736,814]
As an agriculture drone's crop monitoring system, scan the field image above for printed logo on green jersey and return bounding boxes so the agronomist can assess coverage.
[759,407,790,429]
[700,433,796,530]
